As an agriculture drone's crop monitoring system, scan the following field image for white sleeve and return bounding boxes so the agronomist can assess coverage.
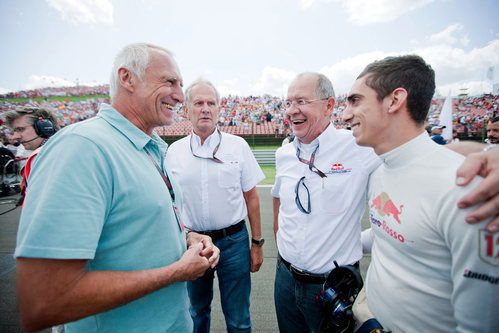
[271,148,282,198]
[240,139,264,192]
[361,228,374,254]
[439,179,499,332]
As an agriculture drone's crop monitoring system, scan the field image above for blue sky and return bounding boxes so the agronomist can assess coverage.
[1,0,498,97]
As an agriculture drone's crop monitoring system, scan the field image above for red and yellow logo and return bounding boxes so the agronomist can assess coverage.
[371,192,403,224]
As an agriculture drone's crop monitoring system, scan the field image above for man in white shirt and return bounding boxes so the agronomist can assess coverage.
[271,72,381,332]
[343,55,498,332]
[281,132,292,146]
[166,79,264,332]
[272,72,499,333]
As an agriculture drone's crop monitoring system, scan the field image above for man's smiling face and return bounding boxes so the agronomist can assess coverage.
[284,74,332,144]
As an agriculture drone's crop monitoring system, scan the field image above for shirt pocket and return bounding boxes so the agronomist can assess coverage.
[320,173,353,214]
[218,162,240,188]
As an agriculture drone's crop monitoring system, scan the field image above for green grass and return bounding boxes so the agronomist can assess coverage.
[1,94,109,104]
[251,145,281,150]
[259,165,276,185]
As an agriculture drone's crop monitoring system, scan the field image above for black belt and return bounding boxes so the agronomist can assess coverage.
[279,255,359,284]
[194,220,245,242]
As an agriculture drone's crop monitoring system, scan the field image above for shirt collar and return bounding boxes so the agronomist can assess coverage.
[98,103,167,151]
[191,128,220,150]
[292,122,335,153]
[379,131,433,169]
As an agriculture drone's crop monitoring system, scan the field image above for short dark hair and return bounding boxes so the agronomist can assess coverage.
[358,55,435,124]
[491,116,499,124]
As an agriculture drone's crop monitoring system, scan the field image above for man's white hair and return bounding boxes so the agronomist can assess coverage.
[109,43,173,101]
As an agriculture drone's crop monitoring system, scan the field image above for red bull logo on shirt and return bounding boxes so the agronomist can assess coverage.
[370,192,409,244]
[371,192,403,224]
[328,162,352,174]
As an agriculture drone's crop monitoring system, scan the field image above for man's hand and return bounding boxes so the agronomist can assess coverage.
[352,287,375,329]
[186,232,220,268]
[250,244,263,272]
[177,242,213,280]
[456,147,499,233]
[352,286,386,332]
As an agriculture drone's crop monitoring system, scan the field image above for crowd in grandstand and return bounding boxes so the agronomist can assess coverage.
[1,85,497,141]
[1,85,109,99]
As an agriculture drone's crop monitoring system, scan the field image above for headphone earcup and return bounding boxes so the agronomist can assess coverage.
[34,118,56,138]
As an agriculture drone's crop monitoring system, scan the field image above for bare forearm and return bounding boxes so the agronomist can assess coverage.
[446,141,485,156]
[247,203,262,239]
[244,188,262,238]
[18,261,183,331]
[17,244,212,332]
[62,268,180,324]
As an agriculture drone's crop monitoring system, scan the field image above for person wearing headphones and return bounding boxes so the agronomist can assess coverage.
[5,106,59,205]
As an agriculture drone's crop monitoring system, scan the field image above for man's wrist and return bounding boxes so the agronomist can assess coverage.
[357,318,390,333]
[251,237,265,246]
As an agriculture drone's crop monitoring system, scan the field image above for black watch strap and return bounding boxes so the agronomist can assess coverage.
[251,238,265,246]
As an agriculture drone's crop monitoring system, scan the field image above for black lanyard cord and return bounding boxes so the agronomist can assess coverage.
[296,144,327,178]
[189,129,224,164]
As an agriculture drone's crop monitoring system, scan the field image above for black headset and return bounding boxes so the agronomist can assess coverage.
[33,117,56,138]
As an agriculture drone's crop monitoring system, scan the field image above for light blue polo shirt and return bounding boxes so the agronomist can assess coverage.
[15,103,192,332]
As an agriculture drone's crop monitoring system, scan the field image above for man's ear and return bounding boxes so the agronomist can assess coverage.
[325,97,336,116]
[183,104,189,117]
[118,67,134,93]
[388,88,408,114]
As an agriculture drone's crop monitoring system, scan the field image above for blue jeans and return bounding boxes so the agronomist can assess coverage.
[187,224,251,333]
[274,255,324,333]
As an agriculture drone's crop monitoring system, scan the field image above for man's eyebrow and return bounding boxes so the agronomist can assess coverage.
[347,93,360,102]
[165,76,183,87]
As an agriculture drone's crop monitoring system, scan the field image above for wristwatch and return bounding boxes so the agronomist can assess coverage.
[251,238,265,246]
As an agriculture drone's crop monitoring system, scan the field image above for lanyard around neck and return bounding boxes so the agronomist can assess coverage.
[144,148,175,201]
[296,144,327,178]
[144,147,184,231]
[190,129,224,164]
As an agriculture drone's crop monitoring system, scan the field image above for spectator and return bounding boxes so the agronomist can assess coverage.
[4,107,59,206]
[281,132,293,146]
[430,125,447,144]
[486,115,499,145]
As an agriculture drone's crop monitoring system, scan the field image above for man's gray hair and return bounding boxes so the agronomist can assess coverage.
[295,72,335,99]
[184,79,220,106]
[109,43,173,101]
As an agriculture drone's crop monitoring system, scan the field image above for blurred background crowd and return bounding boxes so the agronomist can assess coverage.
[1,85,498,142]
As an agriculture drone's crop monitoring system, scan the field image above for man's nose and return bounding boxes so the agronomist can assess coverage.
[342,105,352,122]
[172,86,184,104]
[11,132,21,141]
[284,105,298,118]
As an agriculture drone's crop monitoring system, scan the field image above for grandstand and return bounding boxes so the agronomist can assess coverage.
[154,120,277,137]
[1,85,497,145]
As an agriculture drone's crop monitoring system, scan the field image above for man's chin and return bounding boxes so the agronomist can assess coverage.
[161,116,174,126]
